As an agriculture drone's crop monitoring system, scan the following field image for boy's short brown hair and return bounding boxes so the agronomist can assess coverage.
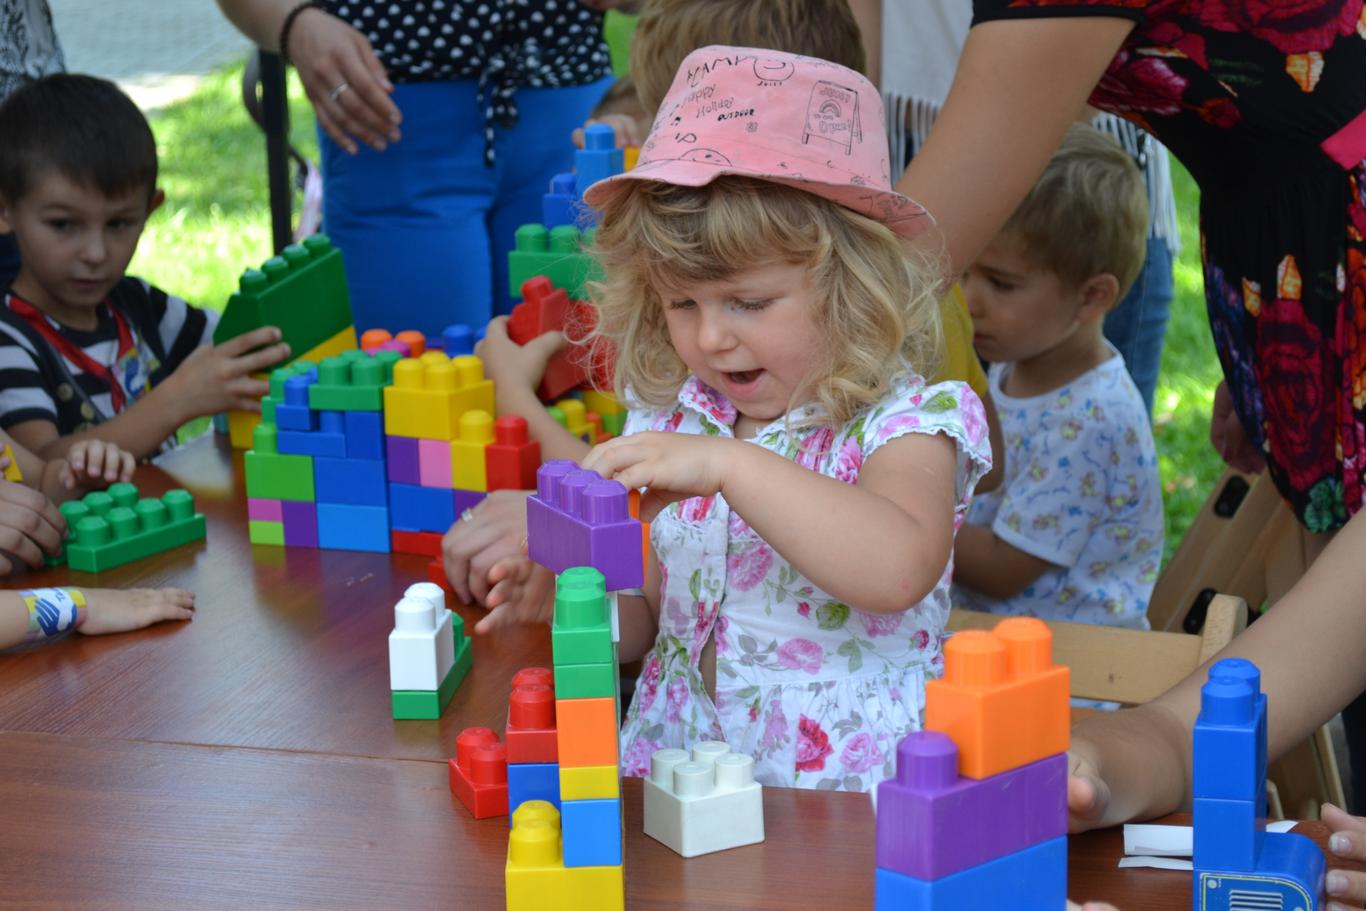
[1003,124,1149,299]
[631,0,866,115]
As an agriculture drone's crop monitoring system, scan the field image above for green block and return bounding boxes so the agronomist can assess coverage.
[307,350,391,411]
[216,234,353,358]
[600,410,626,437]
[248,520,284,545]
[507,223,603,300]
[59,484,207,573]
[244,423,315,501]
[391,636,473,719]
[551,567,613,665]
[553,656,617,699]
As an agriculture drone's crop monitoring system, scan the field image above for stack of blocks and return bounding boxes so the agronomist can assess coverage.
[505,667,562,817]
[875,617,1070,910]
[1191,658,1324,909]
[387,582,472,719]
[52,483,206,572]
[540,123,625,230]
[642,740,765,857]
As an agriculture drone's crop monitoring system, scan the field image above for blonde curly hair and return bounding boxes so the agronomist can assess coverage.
[585,176,944,428]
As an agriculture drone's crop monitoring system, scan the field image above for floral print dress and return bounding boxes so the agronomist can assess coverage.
[974,0,1366,530]
[618,371,991,791]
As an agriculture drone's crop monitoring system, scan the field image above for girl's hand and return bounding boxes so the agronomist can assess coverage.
[1067,748,1113,834]
[474,556,556,634]
[477,316,567,402]
[1324,803,1366,909]
[61,439,136,490]
[79,587,195,636]
[582,432,736,520]
[287,6,402,155]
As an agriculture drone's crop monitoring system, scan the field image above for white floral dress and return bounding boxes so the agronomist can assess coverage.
[618,371,991,791]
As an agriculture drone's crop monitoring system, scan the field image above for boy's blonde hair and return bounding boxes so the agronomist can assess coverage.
[631,0,866,115]
[587,177,943,427]
[1003,124,1149,298]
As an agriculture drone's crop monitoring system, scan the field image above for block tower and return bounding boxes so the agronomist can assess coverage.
[505,667,562,818]
[387,581,472,720]
[875,617,1070,910]
[1192,658,1324,909]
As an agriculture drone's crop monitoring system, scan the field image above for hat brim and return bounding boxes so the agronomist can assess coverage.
[582,158,932,240]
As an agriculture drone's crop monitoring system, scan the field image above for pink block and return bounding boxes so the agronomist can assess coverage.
[418,438,452,489]
[248,498,283,522]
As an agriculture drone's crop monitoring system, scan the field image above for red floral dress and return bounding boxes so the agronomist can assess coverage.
[974,0,1366,530]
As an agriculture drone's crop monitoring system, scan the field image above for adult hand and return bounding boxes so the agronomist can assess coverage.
[1324,803,1366,910]
[1210,381,1266,474]
[475,555,556,634]
[1067,903,1120,911]
[288,7,402,154]
[441,490,533,606]
[0,481,66,575]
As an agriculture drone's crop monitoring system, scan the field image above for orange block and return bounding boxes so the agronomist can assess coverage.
[924,617,1069,780]
[555,697,618,768]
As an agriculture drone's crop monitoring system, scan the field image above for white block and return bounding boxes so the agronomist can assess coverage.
[388,596,455,691]
[642,740,764,857]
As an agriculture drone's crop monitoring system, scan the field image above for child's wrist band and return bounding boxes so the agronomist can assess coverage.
[22,587,87,642]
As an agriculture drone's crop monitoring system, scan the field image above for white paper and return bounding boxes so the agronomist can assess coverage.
[1119,855,1193,871]
[1120,820,1298,868]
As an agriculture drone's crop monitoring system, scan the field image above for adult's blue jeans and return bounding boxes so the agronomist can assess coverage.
[321,74,614,337]
[1103,238,1175,417]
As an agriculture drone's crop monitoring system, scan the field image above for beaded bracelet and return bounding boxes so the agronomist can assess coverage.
[279,0,324,66]
[21,587,86,642]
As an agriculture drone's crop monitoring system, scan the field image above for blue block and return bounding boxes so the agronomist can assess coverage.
[1194,797,1263,872]
[388,482,455,533]
[575,124,624,190]
[1194,831,1326,911]
[315,457,388,507]
[441,324,477,357]
[275,402,317,432]
[507,762,560,819]
[1194,658,1268,813]
[344,411,384,461]
[561,798,622,867]
[875,836,1066,911]
[277,428,346,458]
[316,503,390,552]
[543,172,579,228]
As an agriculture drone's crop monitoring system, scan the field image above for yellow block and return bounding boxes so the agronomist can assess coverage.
[581,389,623,417]
[623,146,639,171]
[227,409,262,449]
[225,324,359,448]
[297,323,359,363]
[384,353,460,439]
[555,398,596,445]
[450,410,493,492]
[506,801,623,911]
[1,443,22,482]
[450,355,495,420]
[559,764,620,801]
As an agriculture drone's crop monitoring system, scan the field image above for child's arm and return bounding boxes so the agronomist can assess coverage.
[0,585,195,650]
[0,430,136,503]
[952,523,1054,598]
[477,317,591,463]
[10,326,290,462]
[0,481,67,575]
[584,431,961,615]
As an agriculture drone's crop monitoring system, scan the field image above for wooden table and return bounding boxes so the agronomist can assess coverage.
[0,436,1356,909]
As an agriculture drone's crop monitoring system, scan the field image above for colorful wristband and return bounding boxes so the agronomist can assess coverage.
[22,587,86,642]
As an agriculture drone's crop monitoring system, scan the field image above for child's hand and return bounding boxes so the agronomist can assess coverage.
[78,587,195,636]
[0,481,66,575]
[477,316,566,402]
[474,555,555,634]
[1066,749,1112,834]
[442,489,532,606]
[59,439,136,490]
[1324,803,1366,909]
[167,327,291,420]
[571,113,646,149]
[582,432,736,520]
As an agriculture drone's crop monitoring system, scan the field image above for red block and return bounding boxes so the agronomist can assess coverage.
[485,416,542,492]
[391,529,443,557]
[427,558,451,592]
[510,277,582,401]
[566,300,615,393]
[506,668,558,764]
[449,727,509,819]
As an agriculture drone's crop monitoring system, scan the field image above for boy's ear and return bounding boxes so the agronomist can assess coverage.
[1077,273,1120,324]
[146,188,165,217]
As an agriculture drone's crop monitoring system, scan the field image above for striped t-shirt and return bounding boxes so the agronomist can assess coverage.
[0,277,217,450]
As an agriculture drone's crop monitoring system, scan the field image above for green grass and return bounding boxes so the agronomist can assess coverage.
[133,63,1223,564]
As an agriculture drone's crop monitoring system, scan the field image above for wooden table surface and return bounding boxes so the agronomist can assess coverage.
[0,436,1358,910]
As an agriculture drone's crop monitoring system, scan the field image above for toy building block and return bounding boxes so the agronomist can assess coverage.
[419,438,453,489]
[560,798,622,867]
[314,456,388,507]
[553,656,618,700]
[555,399,596,445]
[642,741,764,858]
[486,416,542,492]
[58,484,206,573]
[360,328,392,351]
[388,592,456,692]
[509,276,582,401]
[391,529,443,557]
[874,835,1067,911]
[507,223,603,301]
[226,408,261,450]
[276,371,319,432]
[389,482,456,532]
[245,423,315,501]
[576,124,625,191]
[317,503,390,553]
[542,172,579,229]
[278,410,347,458]
[384,354,463,439]
[924,618,1069,780]
[2,443,22,481]
[1193,657,1267,812]
[623,146,639,171]
[248,498,283,523]
[454,488,486,516]
[451,410,494,491]
[551,567,612,665]
[427,557,450,592]
[249,521,284,545]
[555,697,618,768]
[509,761,562,816]
[560,764,619,802]
[442,323,476,356]
[875,731,1066,881]
[582,390,625,438]
[507,668,558,764]
[450,727,510,819]
[527,461,643,591]
[386,435,421,485]
[450,354,495,418]
[506,801,624,911]
[215,234,354,359]
[344,410,384,461]
[390,592,473,720]
[282,500,318,548]
[309,349,397,411]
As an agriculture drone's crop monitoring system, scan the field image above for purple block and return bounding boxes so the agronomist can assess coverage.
[875,731,1066,881]
[386,435,420,485]
[452,488,486,515]
[282,500,318,548]
[526,461,643,590]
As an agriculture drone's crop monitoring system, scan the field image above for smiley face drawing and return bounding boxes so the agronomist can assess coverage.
[677,148,733,166]
[754,58,796,85]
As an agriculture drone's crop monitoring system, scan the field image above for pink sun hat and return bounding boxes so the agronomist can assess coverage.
[581,45,931,239]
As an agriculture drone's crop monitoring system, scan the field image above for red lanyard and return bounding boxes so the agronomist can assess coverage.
[6,294,137,411]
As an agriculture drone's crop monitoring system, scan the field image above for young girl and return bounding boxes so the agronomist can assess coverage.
[483,46,990,791]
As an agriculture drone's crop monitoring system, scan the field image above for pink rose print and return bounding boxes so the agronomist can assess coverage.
[680,495,715,523]
[691,601,719,655]
[796,427,835,470]
[797,602,812,618]
[657,411,685,433]
[859,611,902,638]
[776,638,824,674]
[621,738,662,777]
[665,676,689,722]
[833,437,863,484]
[796,715,834,772]
[912,628,931,651]
[715,614,731,654]
[748,701,759,722]
[728,541,774,591]
[727,512,752,537]
[876,414,921,443]
[759,698,790,753]
[1094,50,1187,118]
[839,732,883,774]
[636,653,663,714]
[960,392,987,448]
[1196,0,1363,55]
